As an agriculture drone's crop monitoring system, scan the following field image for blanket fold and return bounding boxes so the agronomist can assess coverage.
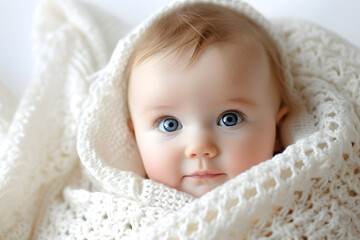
[0,0,128,238]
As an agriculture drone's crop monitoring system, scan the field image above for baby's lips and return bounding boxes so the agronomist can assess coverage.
[184,170,226,178]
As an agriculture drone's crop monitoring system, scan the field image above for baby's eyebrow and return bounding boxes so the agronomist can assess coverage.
[141,98,256,114]
[141,104,177,114]
[223,97,257,107]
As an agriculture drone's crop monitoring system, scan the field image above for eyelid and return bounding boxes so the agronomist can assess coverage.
[153,115,171,128]
[153,115,182,132]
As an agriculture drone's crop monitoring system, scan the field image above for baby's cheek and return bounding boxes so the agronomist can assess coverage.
[140,148,165,178]
[140,145,180,189]
[226,133,274,177]
[226,145,259,176]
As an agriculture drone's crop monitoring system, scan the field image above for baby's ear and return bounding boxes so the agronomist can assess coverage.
[276,105,289,126]
[127,118,135,137]
[274,106,289,154]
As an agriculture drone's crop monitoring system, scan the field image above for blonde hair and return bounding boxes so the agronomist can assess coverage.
[126,3,289,107]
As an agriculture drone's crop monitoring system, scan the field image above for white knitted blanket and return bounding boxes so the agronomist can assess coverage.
[1,0,360,239]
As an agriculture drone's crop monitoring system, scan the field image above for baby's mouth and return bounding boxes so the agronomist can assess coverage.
[184,171,226,179]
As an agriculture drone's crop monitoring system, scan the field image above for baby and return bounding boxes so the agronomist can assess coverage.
[126,3,290,198]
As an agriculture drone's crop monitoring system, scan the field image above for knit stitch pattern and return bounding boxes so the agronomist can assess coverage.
[0,0,359,239]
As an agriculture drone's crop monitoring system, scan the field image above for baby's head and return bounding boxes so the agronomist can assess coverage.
[126,3,290,197]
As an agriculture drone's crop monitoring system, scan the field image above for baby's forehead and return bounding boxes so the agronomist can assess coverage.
[129,43,274,101]
[131,42,270,81]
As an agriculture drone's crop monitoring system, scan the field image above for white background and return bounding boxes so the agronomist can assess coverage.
[1,0,359,97]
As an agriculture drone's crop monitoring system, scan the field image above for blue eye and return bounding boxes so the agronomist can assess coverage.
[218,112,244,127]
[158,118,182,132]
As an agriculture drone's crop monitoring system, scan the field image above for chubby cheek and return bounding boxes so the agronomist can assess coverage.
[225,121,276,177]
[137,137,183,189]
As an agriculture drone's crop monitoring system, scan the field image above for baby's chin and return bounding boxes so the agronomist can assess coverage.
[180,176,229,198]
[191,187,216,198]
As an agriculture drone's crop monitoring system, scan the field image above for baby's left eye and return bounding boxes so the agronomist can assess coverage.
[218,111,244,127]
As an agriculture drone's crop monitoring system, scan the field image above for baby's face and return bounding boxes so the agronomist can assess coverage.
[128,43,288,197]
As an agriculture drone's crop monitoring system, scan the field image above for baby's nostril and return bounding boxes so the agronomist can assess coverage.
[190,154,196,158]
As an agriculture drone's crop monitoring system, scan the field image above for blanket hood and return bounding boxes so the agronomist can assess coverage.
[77,0,300,196]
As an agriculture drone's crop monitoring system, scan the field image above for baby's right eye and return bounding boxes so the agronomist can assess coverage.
[158,117,182,132]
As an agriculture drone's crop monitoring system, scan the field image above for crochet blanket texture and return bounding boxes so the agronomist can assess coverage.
[0,0,359,239]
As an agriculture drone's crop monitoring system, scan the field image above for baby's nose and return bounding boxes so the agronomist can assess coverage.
[185,137,219,159]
